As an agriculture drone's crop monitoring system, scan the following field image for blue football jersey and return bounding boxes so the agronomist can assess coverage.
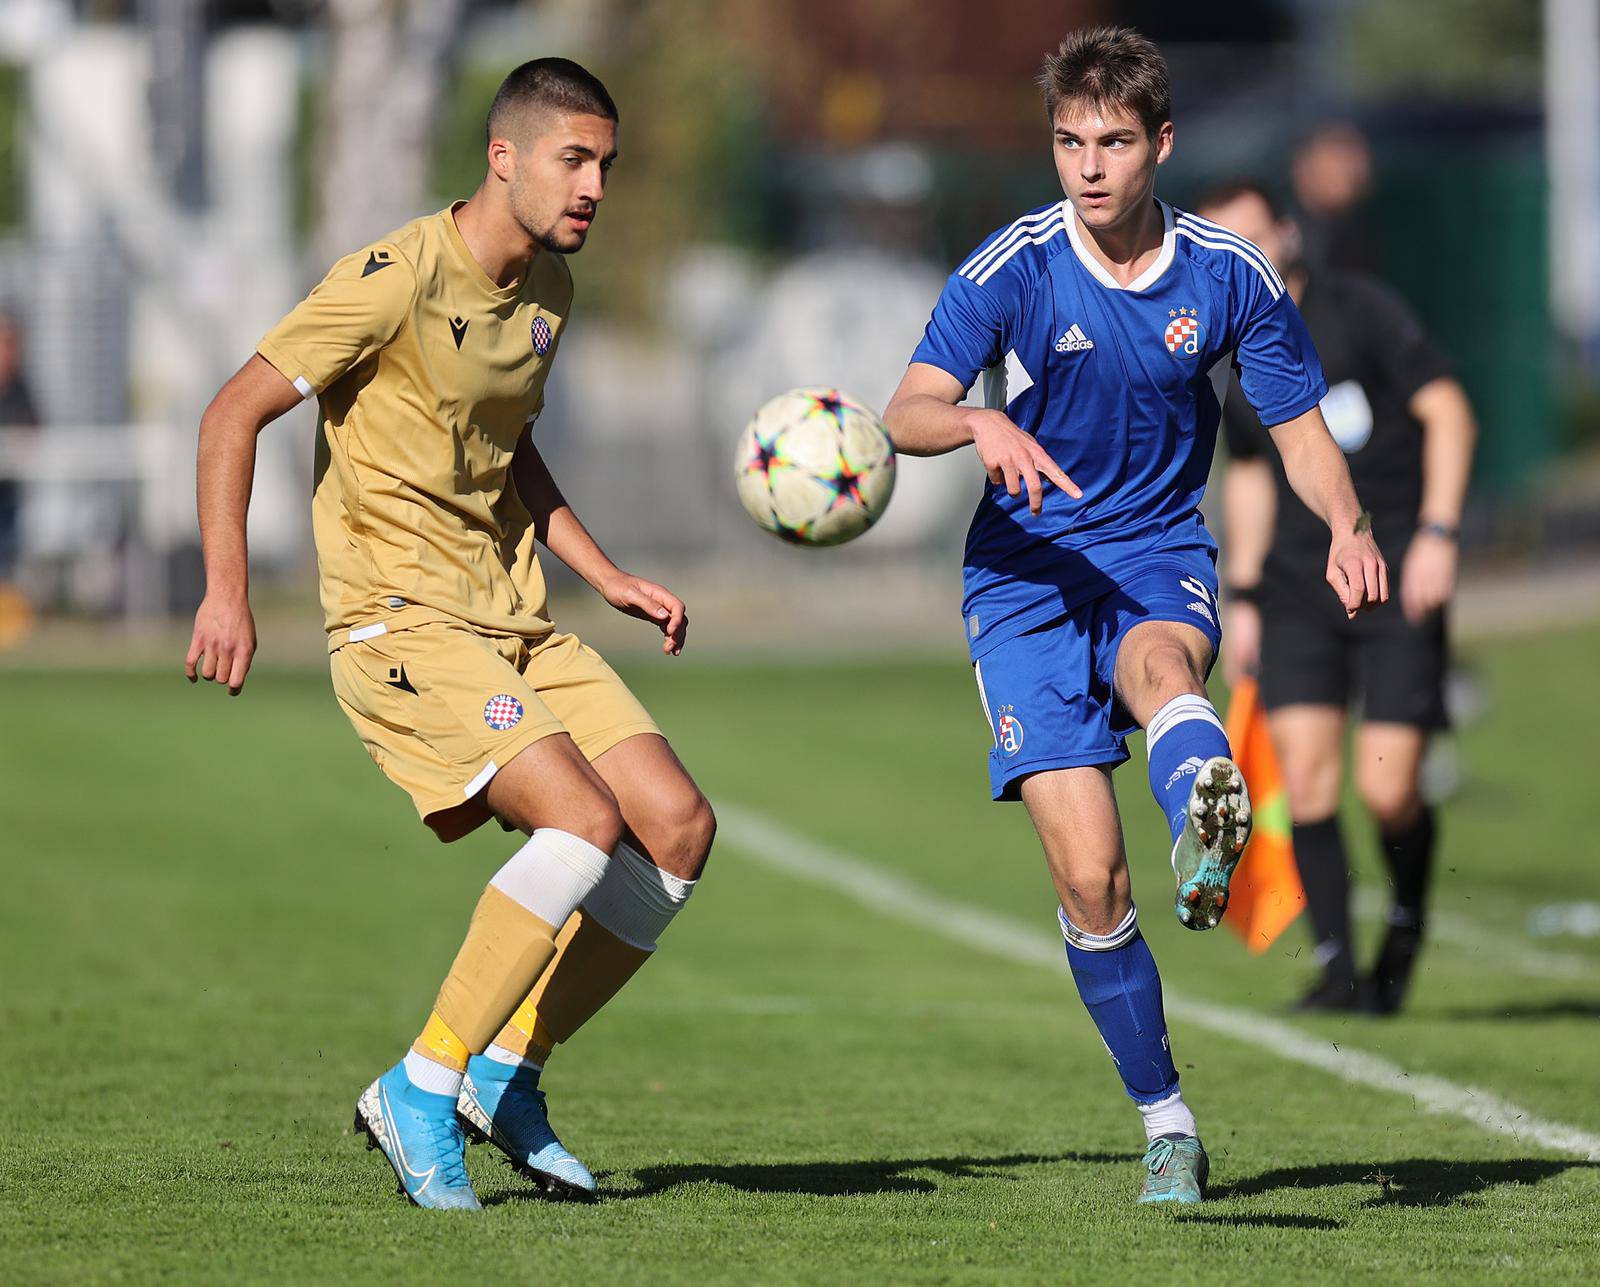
[910,198,1327,659]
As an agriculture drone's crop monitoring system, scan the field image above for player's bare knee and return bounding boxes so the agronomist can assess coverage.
[636,786,715,878]
[1064,881,1130,937]
[1285,778,1341,823]
[1130,641,1206,712]
[1358,779,1422,832]
[682,791,717,870]
[1282,754,1342,822]
[1055,861,1129,936]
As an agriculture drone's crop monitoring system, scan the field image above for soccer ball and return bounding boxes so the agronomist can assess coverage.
[735,387,896,546]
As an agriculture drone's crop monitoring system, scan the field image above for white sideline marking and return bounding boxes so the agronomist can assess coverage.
[718,804,1600,1162]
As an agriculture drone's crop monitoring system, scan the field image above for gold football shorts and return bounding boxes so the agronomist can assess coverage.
[330,621,659,830]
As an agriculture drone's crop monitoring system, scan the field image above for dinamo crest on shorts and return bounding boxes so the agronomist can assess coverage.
[1163,308,1205,359]
[997,712,1025,757]
[530,315,553,356]
[483,693,524,730]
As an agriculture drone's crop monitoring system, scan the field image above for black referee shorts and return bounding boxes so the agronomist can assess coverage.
[1258,586,1447,729]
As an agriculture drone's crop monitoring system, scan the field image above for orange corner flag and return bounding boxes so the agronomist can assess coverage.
[1222,679,1305,953]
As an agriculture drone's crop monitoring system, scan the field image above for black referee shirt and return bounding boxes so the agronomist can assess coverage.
[1221,270,1452,589]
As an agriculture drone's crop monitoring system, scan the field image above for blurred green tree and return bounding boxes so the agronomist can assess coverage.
[1347,0,1540,98]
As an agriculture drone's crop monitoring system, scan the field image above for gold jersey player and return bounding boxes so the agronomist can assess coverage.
[185,59,715,1210]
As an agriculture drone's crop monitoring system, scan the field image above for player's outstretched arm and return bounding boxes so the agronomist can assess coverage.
[511,434,687,656]
[1267,406,1388,619]
[186,355,305,694]
[884,363,1080,516]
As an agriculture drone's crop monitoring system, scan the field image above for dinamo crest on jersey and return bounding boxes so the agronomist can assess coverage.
[530,315,553,356]
[1163,308,1206,359]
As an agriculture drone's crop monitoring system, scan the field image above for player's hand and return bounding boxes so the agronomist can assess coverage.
[186,592,257,695]
[1399,530,1457,623]
[1222,600,1261,689]
[601,572,688,656]
[1325,521,1388,619]
[968,410,1082,516]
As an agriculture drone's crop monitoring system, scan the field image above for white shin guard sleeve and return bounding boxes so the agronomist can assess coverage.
[488,828,612,927]
[581,841,696,950]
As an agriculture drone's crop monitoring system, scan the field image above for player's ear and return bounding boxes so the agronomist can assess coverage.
[1153,121,1174,165]
[487,136,516,182]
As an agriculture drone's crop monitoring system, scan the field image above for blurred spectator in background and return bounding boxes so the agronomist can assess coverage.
[0,312,39,572]
[0,311,39,646]
[1201,180,1477,1017]
[1290,122,1378,274]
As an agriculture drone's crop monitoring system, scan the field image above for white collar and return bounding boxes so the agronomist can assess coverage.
[1066,198,1175,293]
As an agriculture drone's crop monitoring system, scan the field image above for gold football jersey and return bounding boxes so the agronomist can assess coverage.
[258,204,571,647]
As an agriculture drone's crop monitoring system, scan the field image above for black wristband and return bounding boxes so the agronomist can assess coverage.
[1227,583,1262,605]
[1416,520,1459,542]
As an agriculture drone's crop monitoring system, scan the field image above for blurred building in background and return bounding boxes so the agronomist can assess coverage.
[0,0,1594,641]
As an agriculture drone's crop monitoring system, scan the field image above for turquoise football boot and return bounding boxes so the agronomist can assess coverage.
[457,1056,597,1201]
[1170,756,1252,930]
[1136,1134,1209,1205]
[353,1063,481,1210]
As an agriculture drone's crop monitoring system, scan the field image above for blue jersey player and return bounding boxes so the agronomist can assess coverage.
[883,27,1388,1205]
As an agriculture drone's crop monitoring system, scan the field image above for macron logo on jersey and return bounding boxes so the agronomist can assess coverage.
[1054,324,1095,354]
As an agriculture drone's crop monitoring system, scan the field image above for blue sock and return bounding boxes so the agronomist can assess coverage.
[1145,694,1232,842]
[1059,905,1179,1105]
[473,1048,541,1085]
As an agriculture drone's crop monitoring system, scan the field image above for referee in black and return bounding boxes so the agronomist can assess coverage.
[1198,180,1478,1014]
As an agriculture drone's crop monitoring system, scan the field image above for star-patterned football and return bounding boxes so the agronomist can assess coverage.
[735,387,896,547]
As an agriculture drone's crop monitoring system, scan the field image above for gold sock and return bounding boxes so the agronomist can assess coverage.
[512,1016,559,1068]
[411,1010,471,1072]
[492,908,652,1064]
[427,884,565,1055]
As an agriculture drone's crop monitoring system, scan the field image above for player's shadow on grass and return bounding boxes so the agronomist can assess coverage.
[1210,1157,1596,1208]
[1174,1213,1344,1230]
[607,1151,1136,1200]
[1437,999,1600,1023]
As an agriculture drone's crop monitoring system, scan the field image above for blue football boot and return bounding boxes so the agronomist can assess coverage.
[457,1056,597,1201]
[1171,756,1252,930]
[353,1064,481,1210]
[1136,1133,1209,1205]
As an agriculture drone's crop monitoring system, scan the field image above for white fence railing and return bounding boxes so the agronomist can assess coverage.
[0,423,189,619]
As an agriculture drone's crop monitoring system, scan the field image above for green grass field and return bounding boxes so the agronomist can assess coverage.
[3,622,1598,1283]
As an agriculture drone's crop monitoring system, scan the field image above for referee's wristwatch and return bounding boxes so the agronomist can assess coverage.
[1416,520,1460,542]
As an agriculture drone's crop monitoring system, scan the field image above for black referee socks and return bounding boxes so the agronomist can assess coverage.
[1291,816,1356,988]
[1378,805,1436,927]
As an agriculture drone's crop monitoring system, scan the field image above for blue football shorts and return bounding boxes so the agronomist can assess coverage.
[972,550,1224,801]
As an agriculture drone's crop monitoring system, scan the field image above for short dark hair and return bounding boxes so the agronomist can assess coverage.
[1038,26,1170,139]
[487,58,617,143]
[1194,178,1285,221]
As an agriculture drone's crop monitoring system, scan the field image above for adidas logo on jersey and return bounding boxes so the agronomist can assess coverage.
[1054,323,1095,353]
